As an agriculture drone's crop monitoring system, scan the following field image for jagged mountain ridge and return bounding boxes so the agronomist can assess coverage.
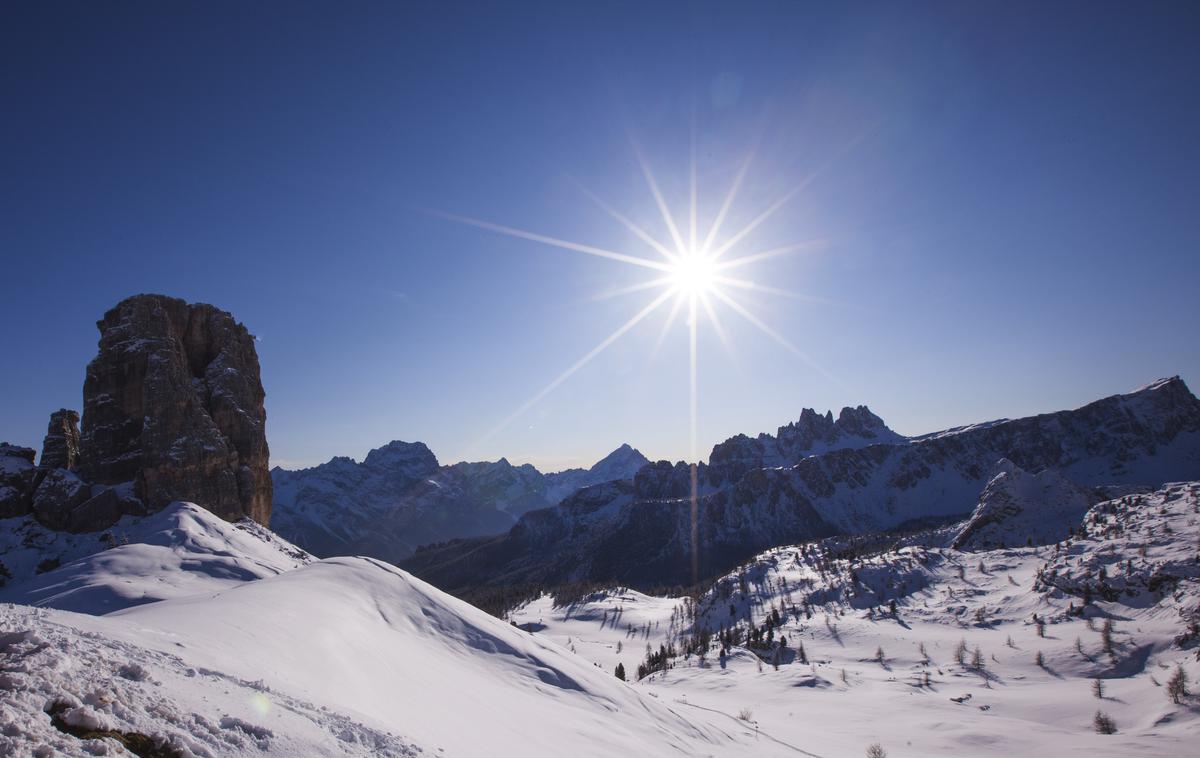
[269,441,650,562]
[401,377,1200,593]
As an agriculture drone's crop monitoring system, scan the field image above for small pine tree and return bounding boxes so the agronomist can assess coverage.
[875,645,885,664]
[1035,650,1045,668]
[866,744,887,758]
[1167,664,1188,704]
[1101,619,1115,655]
[1075,637,1085,657]
[971,646,984,669]
[1093,710,1117,734]
[954,638,968,665]
[1092,678,1104,699]
[614,662,626,681]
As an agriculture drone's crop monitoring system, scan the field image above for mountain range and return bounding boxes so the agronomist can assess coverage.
[401,377,1200,593]
[270,441,650,562]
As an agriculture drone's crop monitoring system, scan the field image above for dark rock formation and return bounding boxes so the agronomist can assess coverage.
[77,294,271,525]
[39,409,80,471]
[0,444,37,518]
[30,469,91,530]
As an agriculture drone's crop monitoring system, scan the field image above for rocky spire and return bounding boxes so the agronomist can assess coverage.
[77,294,272,524]
[39,409,80,471]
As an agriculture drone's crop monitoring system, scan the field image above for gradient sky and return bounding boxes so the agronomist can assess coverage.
[3,1,1198,471]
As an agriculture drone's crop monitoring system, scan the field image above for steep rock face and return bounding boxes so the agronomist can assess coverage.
[404,378,1200,592]
[708,404,903,483]
[77,294,271,525]
[39,409,80,471]
[950,460,1098,550]
[0,444,37,518]
[270,441,650,562]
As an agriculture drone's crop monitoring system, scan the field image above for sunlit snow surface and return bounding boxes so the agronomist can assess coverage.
[510,482,1200,756]
[0,528,752,755]
[3,486,1199,756]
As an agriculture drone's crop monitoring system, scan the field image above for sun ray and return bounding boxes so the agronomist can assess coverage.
[423,209,672,272]
[707,182,806,261]
[631,140,688,256]
[698,290,735,359]
[700,149,755,256]
[709,287,838,384]
[591,276,674,302]
[472,287,677,449]
[649,288,686,360]
[713,274,833,304]
[688,290,700,585]
[573,181,679,263]
[689,105,698,255]
[714,239,827,271]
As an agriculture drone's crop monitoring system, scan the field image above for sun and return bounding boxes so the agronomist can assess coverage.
[668,250,718,296]
[428,134,828,466]
[431,133,831,585]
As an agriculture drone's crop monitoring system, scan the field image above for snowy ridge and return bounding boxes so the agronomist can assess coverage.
[0,502,310,614]
[0,556,754,756]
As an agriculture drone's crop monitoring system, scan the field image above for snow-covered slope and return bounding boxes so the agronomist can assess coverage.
[508,481,1200,757]
[0,556,753,757]
[270,440,649,562]
[0,501,310,613]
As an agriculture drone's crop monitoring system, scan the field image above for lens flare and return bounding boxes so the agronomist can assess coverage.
[430,129,840,583]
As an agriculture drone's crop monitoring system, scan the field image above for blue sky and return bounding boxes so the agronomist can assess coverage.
[2,1,1198,471]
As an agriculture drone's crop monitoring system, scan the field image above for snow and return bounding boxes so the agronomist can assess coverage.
[509,482,1200,756]
[0,502,311,613]
[0,556,753,756]
[3,478,1197,755]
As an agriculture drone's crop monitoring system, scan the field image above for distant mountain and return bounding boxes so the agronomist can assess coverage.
[402,377,1200,593]
[269,441,650,562]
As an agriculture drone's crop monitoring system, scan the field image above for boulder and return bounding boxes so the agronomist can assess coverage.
[77,294,272,524]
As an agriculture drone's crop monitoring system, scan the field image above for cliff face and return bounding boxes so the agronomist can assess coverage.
[77,294,271,525]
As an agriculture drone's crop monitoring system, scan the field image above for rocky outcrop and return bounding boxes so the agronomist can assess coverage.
[39,409,80,471]
[950,460,1098,550]
[708,404,904,483]
[77,294,271,525]
[0,444,37,518]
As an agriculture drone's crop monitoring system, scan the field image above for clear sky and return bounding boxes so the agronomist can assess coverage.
[2,1,1198,471]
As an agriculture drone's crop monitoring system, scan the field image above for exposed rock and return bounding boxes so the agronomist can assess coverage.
[708,404,904,482]
[0,444,37,518]
[30,469,91,530]
[950,460,1098,550]
[77,294,271,525]
[39,409,80,471]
